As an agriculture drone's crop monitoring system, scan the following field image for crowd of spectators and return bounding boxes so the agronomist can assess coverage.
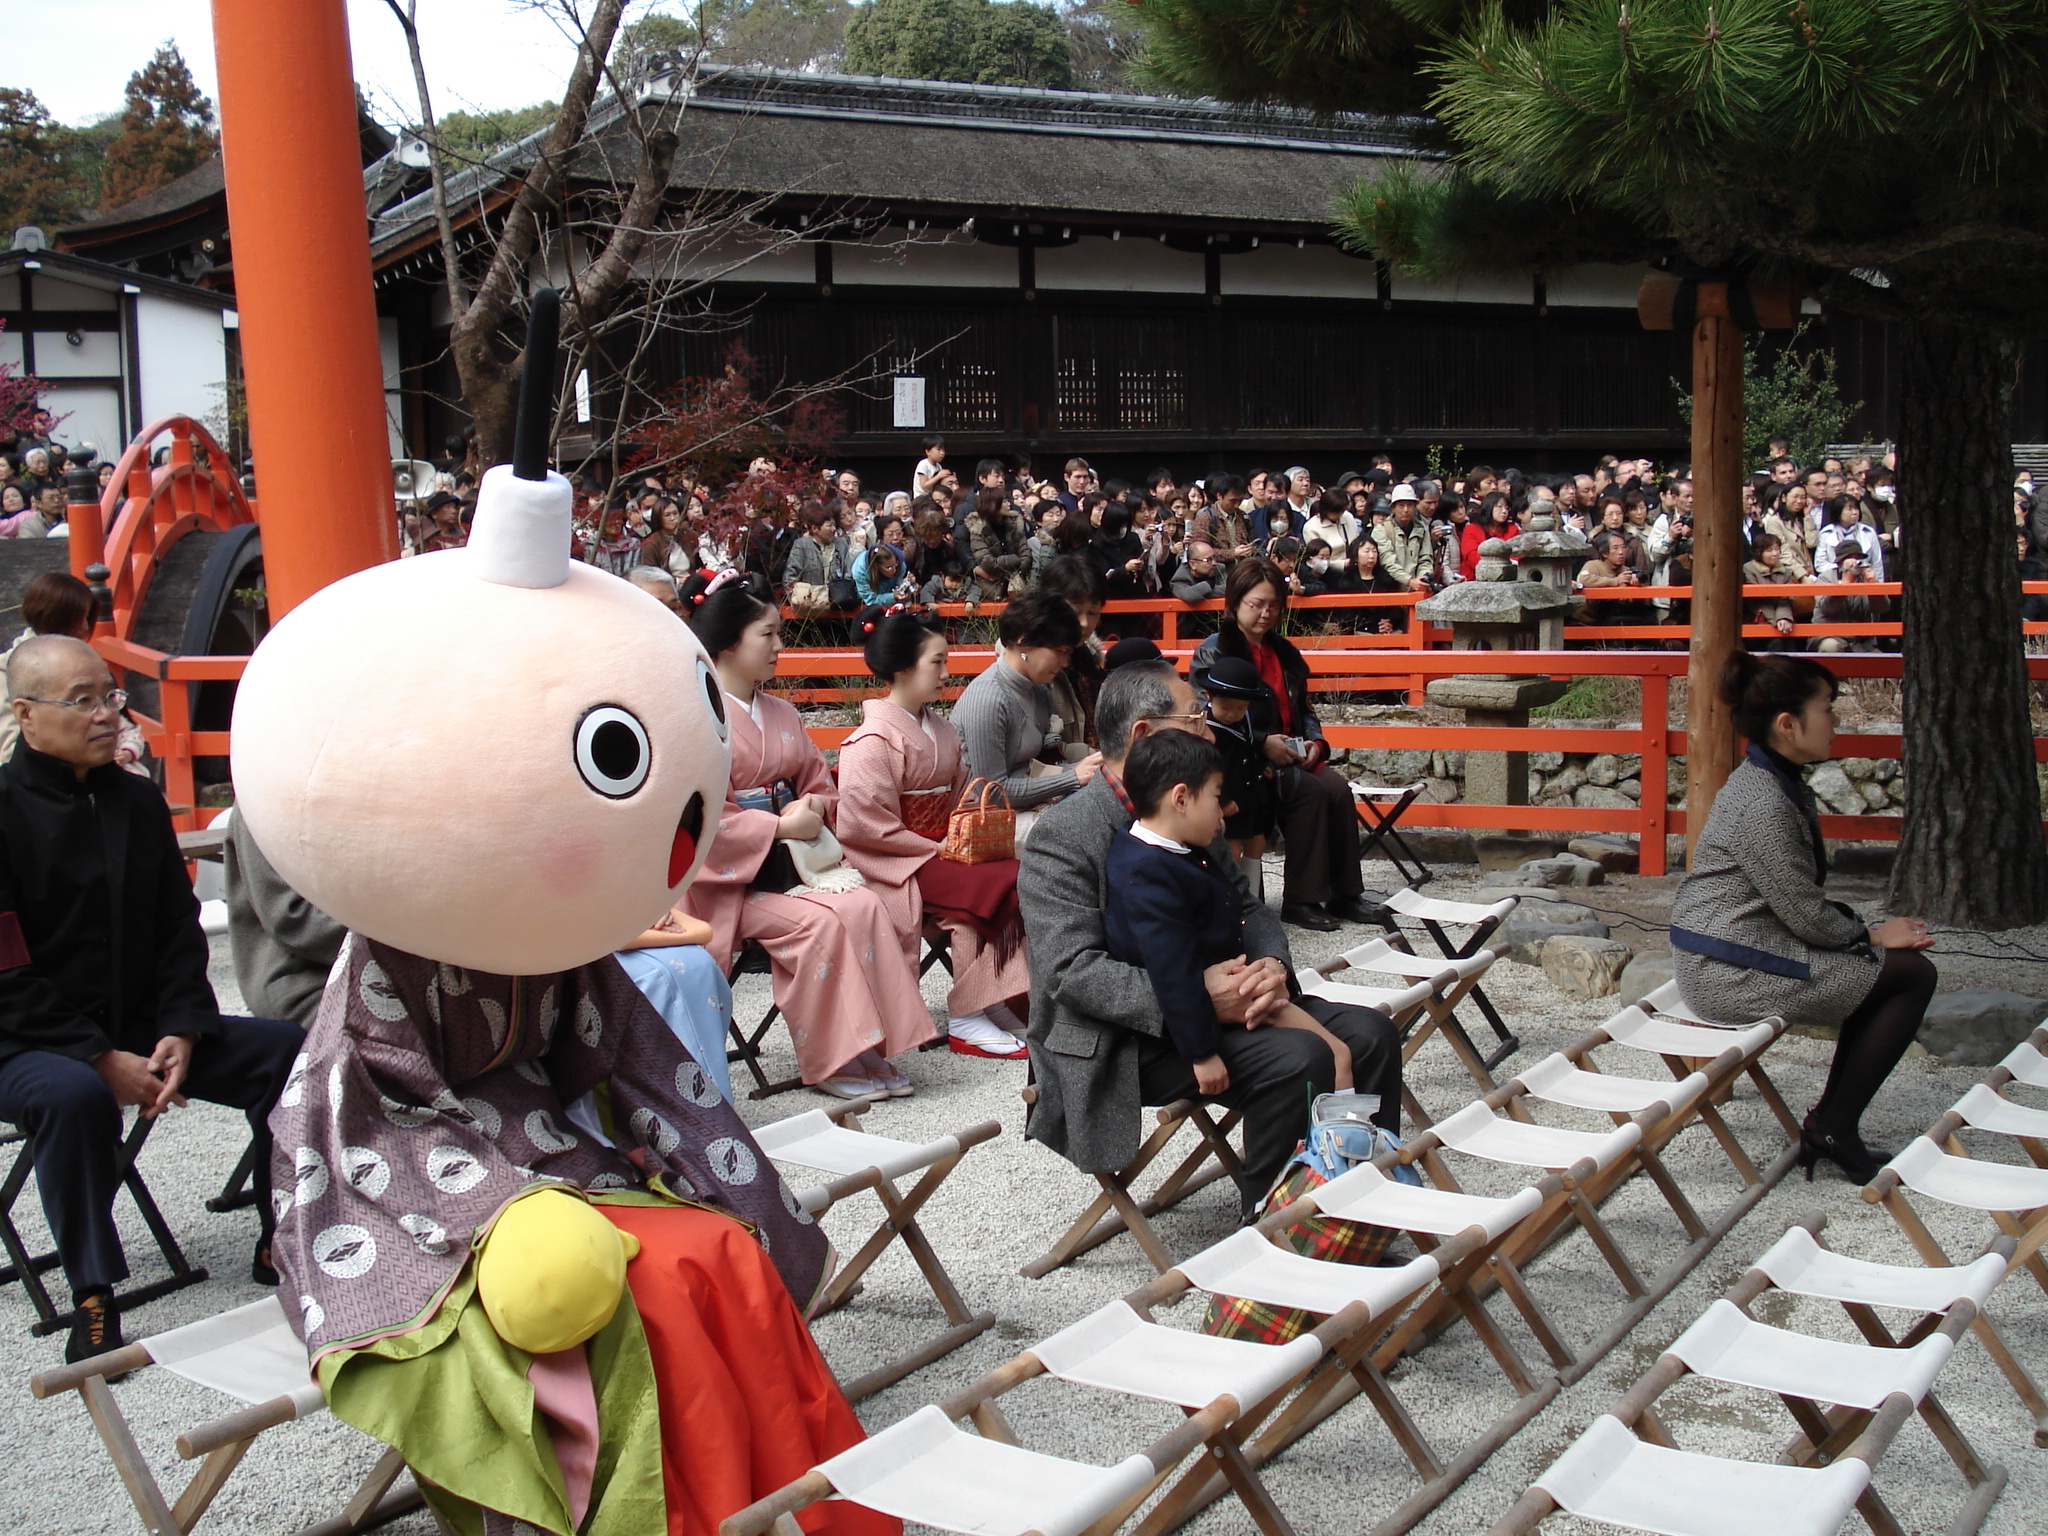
[0,411,90,541]
[382,429,1967,659]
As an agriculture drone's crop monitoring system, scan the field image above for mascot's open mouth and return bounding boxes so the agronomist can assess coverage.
[668,792,706,887]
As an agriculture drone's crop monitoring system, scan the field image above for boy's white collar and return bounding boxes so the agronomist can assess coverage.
[1130,823,1190,853]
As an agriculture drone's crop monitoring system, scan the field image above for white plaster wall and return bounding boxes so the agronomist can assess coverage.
[0,328,23,370]
[1390,270,1534,306]
[635,232,815,285]
[41,384,123,457]
[1036,236,1204,293]
[1221,243,1377,299]
[380,316,406,457]
[835,232,1015,287]
[135,296,228,424]
[30,329,121,378]
[1547,263,1651,308]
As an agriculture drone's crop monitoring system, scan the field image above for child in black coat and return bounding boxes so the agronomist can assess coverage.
[1201,655,1277,859]
[1102,731,1352,1095]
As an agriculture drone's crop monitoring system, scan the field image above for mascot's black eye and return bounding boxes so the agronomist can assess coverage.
[574,706,650,798]
[697,656,728,742]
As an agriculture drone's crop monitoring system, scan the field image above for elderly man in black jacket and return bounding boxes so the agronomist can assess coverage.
[0,635,300,1362]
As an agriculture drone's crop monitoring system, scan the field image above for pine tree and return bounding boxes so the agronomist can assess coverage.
[101,42,220,212]
[1136,0,2048,928]
[0,89,88,234]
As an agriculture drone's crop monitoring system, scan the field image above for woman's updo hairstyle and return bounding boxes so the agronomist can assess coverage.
[689,580,775,657]
[863,609,944,681]
[997,589,1081,651]
[1720,652,1837,743]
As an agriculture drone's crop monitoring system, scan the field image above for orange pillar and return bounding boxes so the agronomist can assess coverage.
[211,0,397,616]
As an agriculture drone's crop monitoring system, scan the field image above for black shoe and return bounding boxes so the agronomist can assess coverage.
[1327,896,1396,928]
[65,1291,128,1375]
[1281,902,1341,932]
[1799,1118,1888,1185]
[251,1241,279,1288]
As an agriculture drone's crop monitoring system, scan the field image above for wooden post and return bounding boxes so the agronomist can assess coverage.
[211,0,399,616]
[1685,287,1745,865]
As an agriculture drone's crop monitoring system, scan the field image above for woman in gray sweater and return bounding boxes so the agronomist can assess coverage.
[1670,652,1934,1183]
[950,590,1103,813]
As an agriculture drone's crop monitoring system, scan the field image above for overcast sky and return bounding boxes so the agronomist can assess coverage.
[13,0,596,126]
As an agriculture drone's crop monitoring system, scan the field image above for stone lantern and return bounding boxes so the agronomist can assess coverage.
[1416,573,1573,827]
[1505,503,1592,602]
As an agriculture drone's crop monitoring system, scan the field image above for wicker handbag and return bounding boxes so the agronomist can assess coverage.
[900,784,958,841]
[938,778,1015,864]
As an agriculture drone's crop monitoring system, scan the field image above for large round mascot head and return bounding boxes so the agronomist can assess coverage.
[231,450,731,975]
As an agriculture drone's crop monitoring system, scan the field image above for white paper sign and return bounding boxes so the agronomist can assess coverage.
[892,376,926,429]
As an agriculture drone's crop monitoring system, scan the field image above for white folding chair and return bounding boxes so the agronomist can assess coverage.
[1328,939,1507,1116]
[1385,886,1521,1069]
[1299,970,1445,1129]
[753,1101,999,1401]
[1019,1088,1245,1279]
[1350,779,1432,887]
[1605,996,1804,1156]
[1488,1220,2007,1536]
[29,1295,419,1536]
[1863,1110,2048,1440]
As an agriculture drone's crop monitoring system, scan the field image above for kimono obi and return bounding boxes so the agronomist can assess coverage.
[734,778,797,815]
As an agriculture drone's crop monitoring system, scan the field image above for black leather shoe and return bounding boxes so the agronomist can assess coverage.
[66,1291,128,1375]
[1281,902,1341,932]
[252,1241,279,1288]
[1799,1117,1888,1185]
[1327,897,1397,928]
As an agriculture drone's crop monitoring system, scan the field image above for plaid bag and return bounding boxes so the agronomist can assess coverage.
[1203,1102,1415,1345]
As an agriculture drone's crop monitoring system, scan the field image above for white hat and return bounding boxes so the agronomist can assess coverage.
[1389,484,1419,504]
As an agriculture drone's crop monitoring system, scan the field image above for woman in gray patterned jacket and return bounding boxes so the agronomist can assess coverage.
[1670,652,1935,1183]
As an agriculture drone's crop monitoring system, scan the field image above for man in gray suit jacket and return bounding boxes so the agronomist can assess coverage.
[1019,660,1400,1218]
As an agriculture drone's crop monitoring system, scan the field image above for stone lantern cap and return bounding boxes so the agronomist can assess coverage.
[1418,579,1573,625]
[1506,527,1592,560]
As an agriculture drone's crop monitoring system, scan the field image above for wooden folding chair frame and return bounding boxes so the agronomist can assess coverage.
[1352,781,1433,889]
[1637,982,1807,1150]
[771,1099,1001,1403]
[1386,888,1521,1070]
[30,1336,420,1536]
[0,1113,208,1337]
[1862,1089,2048,1445]
[1019,1091,1245,1279]
[1319,945,1505,1127]
[1488,1219,2008,1536]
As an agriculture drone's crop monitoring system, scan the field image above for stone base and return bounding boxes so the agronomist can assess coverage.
[1474,834,1569,870]
[1542,937,1633,998]
[1569,836,1639,875]
[1918,989,2048,1066]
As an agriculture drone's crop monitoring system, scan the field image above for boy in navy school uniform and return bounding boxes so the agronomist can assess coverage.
[1103,730,1352,1098]
[1200,655,1278,862]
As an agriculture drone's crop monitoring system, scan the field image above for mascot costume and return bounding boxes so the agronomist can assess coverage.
[230,296,894,1536]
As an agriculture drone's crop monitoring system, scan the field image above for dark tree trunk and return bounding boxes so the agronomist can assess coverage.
[1890,320,2048,927]
[453,332,519,470]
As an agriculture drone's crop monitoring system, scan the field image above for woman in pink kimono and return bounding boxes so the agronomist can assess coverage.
[680,580,934,1097]
[837,610,1032,1060]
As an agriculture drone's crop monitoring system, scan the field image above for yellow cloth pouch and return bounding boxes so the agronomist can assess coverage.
[477,1188,642,1354]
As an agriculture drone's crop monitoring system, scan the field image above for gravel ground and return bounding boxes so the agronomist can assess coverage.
[8,859,2047,1536]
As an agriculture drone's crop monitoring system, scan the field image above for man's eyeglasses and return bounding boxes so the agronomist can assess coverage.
[1142,710,1209,727]
[23,689,128,717]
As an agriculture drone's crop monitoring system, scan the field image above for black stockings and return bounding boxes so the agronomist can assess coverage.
[1811,946,1938,1137]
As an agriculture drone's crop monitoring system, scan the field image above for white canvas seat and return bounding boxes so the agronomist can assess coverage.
[1666,1299,1955,1409]
[1515,1053,1710,1117]
[811,1404,1165,1536]
[1299,970,1435,1015]
[1431,1099,1648,1172]
[1884,1134,2048,1213]
[1328,940,1508,1121]
[1600,1005,1775,1060]
[1598,1003,1803,1161]
[1995,1035,2048,1090]
[30,1295,418,1536]
[754,1100,999,1402]
[1338,937,1491,984]
[1488,1213,2008,1536]
[1314,1159,1544,1238]
[1030,1299,1328,1411]
[1305,961,1480,1129]
[1524,1414,1874,1536]
[1174,1227,1442,1318]
[1752,1224,2006,1315]
[1384,886,1522,1072]
[1950,1082,2048,1140]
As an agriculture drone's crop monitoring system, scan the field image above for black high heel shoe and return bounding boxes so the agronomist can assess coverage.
[1799,1118,1888,1185]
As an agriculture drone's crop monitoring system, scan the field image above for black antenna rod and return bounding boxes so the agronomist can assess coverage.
[511,288,560,481]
